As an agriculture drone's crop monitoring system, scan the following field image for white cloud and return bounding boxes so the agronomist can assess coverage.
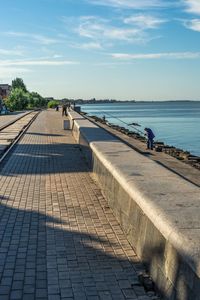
[5,31,60,45]
[181,1,200,32]
[0,48,23,56]
[0,66,30,79]
[104,28,142,41]
[53,54,63,58]
[184,0,200,15]
[73,42,103,50]
[64,13,165,50]
[76,16,147,43]
[0,58,79,79]
[124,15,166,29]
[0,59,79,67]
[87,0,168,9]
[184,19,200,31]
[93,61,135,66]
[111,51,200,59]
[77,16,107,39]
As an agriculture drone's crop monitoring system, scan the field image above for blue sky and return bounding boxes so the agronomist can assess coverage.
[1,0,200,100]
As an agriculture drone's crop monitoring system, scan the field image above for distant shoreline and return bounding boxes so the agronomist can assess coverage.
[80,100,200,104]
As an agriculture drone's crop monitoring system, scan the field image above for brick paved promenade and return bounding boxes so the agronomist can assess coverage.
[0,112,26,128]
[0,110,152,300]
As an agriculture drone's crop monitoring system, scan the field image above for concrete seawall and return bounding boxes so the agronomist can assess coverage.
[68,110,200,300]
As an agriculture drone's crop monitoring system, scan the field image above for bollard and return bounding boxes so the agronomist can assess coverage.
[63,120,70,130]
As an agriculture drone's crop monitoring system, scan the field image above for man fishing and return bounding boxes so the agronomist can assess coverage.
[144,127,155,150]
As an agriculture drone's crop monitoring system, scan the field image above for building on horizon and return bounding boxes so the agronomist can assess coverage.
[0,84,12,99]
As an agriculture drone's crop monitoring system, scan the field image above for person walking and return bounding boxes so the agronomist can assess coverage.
[62,104,67,116]
[144,127,155,150]
[66,102,70,113]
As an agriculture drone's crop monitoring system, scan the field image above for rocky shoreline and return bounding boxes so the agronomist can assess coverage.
[85,114,200,171]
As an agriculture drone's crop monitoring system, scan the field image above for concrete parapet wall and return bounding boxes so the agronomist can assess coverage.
[68,111,200,300]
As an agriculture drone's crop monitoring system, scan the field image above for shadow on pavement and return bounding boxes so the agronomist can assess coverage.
[1,143,89,176]
[0,201,146,300]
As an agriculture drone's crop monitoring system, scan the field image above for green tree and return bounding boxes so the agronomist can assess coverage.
[47,100,59,108]
[6,88,29,110]
[28,92,47,108]
[12,78,27,92]
[7,77,48,111]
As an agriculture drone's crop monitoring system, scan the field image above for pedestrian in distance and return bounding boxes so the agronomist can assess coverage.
[66,102,70,113]
[62,104,67,116]
[144,127,155,150]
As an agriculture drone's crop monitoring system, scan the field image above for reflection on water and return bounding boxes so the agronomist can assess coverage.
[81,101,200,156]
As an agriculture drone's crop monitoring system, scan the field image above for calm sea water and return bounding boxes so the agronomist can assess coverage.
[81,101,200,156]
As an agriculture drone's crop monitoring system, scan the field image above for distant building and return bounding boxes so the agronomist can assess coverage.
[0,84,12,99]
[45,97,54,101]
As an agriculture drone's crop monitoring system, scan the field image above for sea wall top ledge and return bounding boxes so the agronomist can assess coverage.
[68,110,200,276]
[68,110,117,142]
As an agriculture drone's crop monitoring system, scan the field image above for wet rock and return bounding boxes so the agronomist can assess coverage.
[154,142,164,152]
[179,151,190,160]
[187,155,200,162]
[138,273,154,292]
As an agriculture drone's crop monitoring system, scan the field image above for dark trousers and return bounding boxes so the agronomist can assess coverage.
[62,108,67,116]
[147,138,154,150]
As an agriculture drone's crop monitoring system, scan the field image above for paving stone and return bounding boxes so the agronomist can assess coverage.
[48,285,60,295]
[0,110,157,300]
[22,295,35,300]
[0,295,10,300]
[122,288,137,299]
[10,290,23,299]
[0,286,11,295]
[35,288,48,298]
[23,285,35,294]
[48,295,61,300]
[12,281,24,290]
[0,277,13,285]
[60,287,73,298]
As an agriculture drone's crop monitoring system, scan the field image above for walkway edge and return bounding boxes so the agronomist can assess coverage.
[68,110,200,300]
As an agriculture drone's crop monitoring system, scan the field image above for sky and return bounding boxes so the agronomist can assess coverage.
[1,0,200,100]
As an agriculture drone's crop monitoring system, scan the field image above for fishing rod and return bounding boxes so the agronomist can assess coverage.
[91,109,145,136]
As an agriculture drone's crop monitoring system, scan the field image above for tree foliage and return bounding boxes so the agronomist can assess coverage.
[6,78,48,111]
[28,92,47,108]
[6,88,29,110]
[47,100,59,108]
[12,78,27,92]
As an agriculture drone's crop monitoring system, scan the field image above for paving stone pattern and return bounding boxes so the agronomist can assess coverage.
[0,112,27,128]
[0,110,152,300]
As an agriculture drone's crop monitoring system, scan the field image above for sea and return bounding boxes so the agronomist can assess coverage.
[80,101,200,156]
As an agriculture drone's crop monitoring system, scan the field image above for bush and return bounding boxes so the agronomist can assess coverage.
[6,85,47,111]
[47,100,59,108]
[28,92,48,109]
[6,88,29,110]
